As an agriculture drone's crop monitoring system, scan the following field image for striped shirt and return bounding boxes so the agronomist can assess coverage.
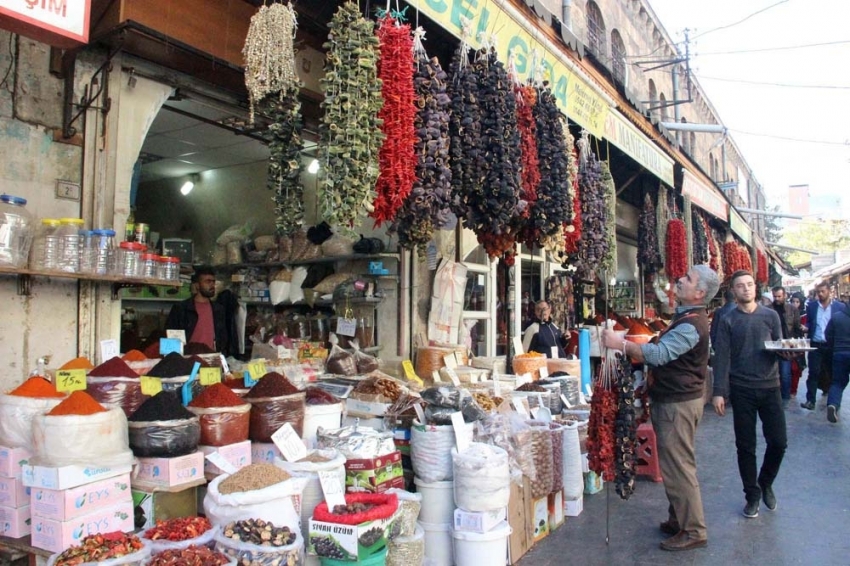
[640,305,703,367]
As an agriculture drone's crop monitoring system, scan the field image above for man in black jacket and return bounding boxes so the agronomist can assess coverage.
[166,266,235,356]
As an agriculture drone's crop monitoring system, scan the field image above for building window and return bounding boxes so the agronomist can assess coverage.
[586,1,606,59]
[611,29,627,85]
[647,79,657,118]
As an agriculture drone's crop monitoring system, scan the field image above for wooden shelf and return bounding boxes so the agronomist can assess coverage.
[0,265,181,297]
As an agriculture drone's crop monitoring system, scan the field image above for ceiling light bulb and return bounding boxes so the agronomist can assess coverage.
[308,159,319,174]
[180,181,194,195]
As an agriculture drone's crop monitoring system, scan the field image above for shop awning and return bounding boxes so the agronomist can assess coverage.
[681,169,728,221]
[603,111,675,186]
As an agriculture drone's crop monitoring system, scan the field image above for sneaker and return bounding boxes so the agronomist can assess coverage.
[801,401,815,410]
[761,485,777,511]
[828,405,838,423]
[743,500,759,518]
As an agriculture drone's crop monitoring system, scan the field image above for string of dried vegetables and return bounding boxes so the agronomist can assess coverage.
[371,16,417,226]
[392,29,453,252]
[637,193,662,273]
[757,249,769,284]
[261,88,304,236]
[692,209,709,265]
[665,218,688,282]
[600,161,618,275]
[318,2,384,234]
[615,354,637,500]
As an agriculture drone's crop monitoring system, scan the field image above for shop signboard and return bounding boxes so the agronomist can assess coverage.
[681,169,728,221]
[729,208,751,244]
[0,0,90,47]
[416,0,610,136]
[603,112,675,186]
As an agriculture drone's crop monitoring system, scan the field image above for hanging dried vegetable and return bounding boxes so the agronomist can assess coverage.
[638,193,662,273]
[318,2,384,234]
[371,16,417,226]
[447,32,482,221]
[665,218,688,282]
[757,249,769,285]
[614,355,637,500]
[261,88,305,236]
[392,29,453,252]
[600,161,618,275]
[243,3,299,124]
[691,209,709,265]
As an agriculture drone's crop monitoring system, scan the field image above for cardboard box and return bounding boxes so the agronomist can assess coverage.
[0,476,30,508]
[22,463,132,491]
[531,497,549,542]
[309,512,398,561]
[31,501,134,553]
[30,474,132,521]
[548,491,564,529]
[564,496,583,517]
[0,446,32,479]
[0,504,31,538]
[199,440,251,477]
[453,507,507,533]
[344,451,404,493]
[132,486,199,531]
[134,452,205,489]
[251,442,282,464]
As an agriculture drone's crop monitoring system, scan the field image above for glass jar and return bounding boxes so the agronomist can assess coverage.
[56,218,85,273]
[0,194,35,268]
[140,252,159,279]
[118,241,145,278]
[93,229,116,275]
[157,256,180,281]
[30,219,61,270]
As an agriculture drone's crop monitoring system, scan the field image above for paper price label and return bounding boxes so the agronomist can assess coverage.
[205,452,238,475]
[539,366,549,380]
[99,339,119,364]
[512,337,524,355]
[443,354,458,369]
[336,317,357,337]
[55,369,86,393]
[140,376,163,396]
[166,329,187,344]
[513,398,530,418]
[402,360,423,386]
[271,423,308,462]
[318,469,347,509]
[246,360,268,381]
[199,367,222,386]
[159,338,183,356]
[551,346,560,359]
[561,394,573,409]
[445,367,461,386]
[451,412,470,453]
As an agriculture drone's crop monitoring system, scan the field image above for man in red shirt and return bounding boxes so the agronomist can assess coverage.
[166,266,234,355]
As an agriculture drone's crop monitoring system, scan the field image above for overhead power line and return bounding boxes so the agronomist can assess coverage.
[691,0,791,40]
[697,75,850,89]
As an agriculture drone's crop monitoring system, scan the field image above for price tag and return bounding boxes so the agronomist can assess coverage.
[336,317,357,337]
[55,369,87,393]
[220,355,231,376]
[443,354,458,369]
[551,346,560,359]
[159,338,183,356]
[513,397,530,418]
[512,336,524,355]
[199,367,222,386]
[402,360,423,386]
[539,366,549,380]
[140,376,163,396]
[451,412,470,453]
[99,339,119,364]
[247,360,268,381]
[318,469,347,509]
[561,394,573,409]
[166,329,187,344]
[271,423,308,462]
[432,370,442,383]
[517,373,532,387]
[205,452,238,475]
[413,403,426,424]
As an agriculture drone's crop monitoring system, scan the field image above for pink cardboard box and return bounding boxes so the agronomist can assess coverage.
[0,505,31,538]
[0,446,32,479]
[31,473,132,521]
[0,476,30,508]
[31,501,134,554]
[200,441,251,477]
[134,452,205,488]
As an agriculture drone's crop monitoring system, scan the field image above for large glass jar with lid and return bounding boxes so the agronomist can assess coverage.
[0,194,35,268]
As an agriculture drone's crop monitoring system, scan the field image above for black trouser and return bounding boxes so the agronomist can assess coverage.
[730,384,788,504]
[806,345,829,403]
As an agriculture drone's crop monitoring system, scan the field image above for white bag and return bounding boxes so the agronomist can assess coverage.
[410,419,474,483]
[0,393,64,448]
[562,421,584,500]
[47,539,152,566]
[203,473,308,531]
[452,443,510,511]
[275,449,346,542]
[32,407,134,468]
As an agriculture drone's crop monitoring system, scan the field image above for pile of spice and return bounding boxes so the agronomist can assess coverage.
[121,349,147,362]
[244,372,299,398]
[59,357,94,370]
[47,391,106,416]
[222,519,296,547]
[129,392,194,422]
[188,383,247,408]
[218,464,291,495]
[88,356,138,378]
[145,516,212,542]
[305,386,338,405]
[147,353,208,378]
[51,532,143,566]
[8,376,64,398]
[148,545,230,566]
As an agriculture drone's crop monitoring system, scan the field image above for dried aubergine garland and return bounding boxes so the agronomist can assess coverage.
[637,193,662,273]
[392,32,453,252]
[261,87,304,236]
[371,16,417,226]
[600,161,618,276]
[318,2,384,233]
[665,218,688,282]
[447,39,482,221]
[691,209,709,265]
[615,355,637,500]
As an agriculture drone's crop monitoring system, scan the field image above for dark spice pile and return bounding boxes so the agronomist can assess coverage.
[306,387,339,405]
[245,372,299,398]
[88,357,138,378]
[188,383,246,408]
[148,545,230,566]
[129,392,195,422]
[147,353,208,378]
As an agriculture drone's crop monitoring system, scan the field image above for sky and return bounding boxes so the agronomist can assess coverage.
[646,0,850,222]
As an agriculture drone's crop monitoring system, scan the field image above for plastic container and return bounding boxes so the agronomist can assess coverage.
[30,218,61,270]
[452,520,511,566]
[319,547,385,566]
[56,217,84,272]
[141,252,159,279]
[92,229,116,275]
[187,403,251,446]
[413,477,454,525]
[0,194,34,268]
[302,402,343,449]
[118,241,146,277]
[418,521,453,566]
[127,417,201,457]
[158,256,180,281]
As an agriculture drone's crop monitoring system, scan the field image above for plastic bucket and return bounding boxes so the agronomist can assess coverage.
[413,477,454,524]
[452,520,511,566]
[303,402,343,449]
[319,546,387,566]
[419,521,453,566]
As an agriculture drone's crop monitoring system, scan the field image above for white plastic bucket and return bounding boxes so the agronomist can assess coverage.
[452,520,511,566]
[302,403,342,449]
[419,521,454,566]
[414,477,455,524]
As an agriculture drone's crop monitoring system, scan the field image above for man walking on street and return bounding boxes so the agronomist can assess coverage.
[802,282,847,410]
[771,286,802,406]
[603,265,719,551]
[712,270,787,519]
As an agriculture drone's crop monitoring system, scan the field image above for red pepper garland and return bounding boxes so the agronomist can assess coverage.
[665,218,688,282]
[371,16,417,226]
[757,250,769,285]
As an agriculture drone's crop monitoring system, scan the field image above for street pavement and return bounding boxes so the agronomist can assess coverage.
[518,388,850,566]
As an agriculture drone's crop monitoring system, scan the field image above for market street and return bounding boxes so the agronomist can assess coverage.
[519,389,850,566]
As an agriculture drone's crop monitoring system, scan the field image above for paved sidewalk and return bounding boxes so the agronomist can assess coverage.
[518,390,850,566]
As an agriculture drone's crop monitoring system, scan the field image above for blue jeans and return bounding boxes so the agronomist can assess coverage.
[828,351,850,409]
[779,359,792,400]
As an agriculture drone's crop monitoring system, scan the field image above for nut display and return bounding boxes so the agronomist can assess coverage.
[222,519,296,547]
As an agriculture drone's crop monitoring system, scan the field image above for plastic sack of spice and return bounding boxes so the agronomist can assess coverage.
[188,383,252,447]
[214,527,304,566]
[127,392,201,457]
[452,443,510,512]
[384,488,422,537]
[326,334,357,376]
[141,517,219,552]
[410,418,474,483]
[47,536,152,566]
[32,405,134,468]
[386,524,424,566]
[204,471,308,531]
[0,377,66,448]
[528,421,554,499]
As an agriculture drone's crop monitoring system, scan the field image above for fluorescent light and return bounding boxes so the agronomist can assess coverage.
[180,181,194,195]
[308,159,319,174]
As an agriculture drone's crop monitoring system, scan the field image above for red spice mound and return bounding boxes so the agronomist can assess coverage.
[8,376,65,398]
[188,383,246,408]
[88,357,139,378]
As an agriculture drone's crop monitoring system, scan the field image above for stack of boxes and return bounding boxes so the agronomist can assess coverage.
[0,446,33,539]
